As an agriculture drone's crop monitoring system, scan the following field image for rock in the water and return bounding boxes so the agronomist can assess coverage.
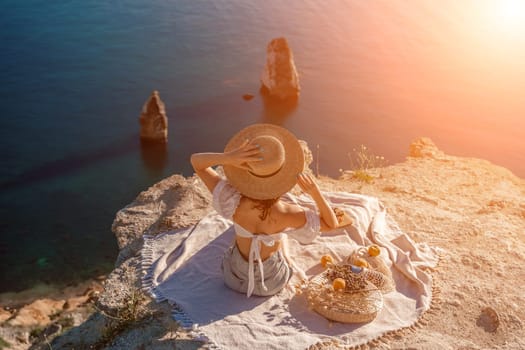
[408,137,444,159]
[139,90,168,143]
[260,37,300,100]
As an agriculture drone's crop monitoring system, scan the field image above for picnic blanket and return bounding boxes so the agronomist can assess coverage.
[141,192,438,349]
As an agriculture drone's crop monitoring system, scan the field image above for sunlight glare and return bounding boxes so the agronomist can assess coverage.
[493,0,525,32]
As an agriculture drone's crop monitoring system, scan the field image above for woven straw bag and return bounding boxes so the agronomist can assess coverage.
[346,246,395,293]
[306,266,384,323]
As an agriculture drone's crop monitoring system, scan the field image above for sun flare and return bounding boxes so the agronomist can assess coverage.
[492,0,525,32]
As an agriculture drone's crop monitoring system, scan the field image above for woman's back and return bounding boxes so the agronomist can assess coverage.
[233,197,306,261]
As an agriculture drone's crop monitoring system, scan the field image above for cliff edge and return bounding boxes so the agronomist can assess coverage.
[3,138,524,350]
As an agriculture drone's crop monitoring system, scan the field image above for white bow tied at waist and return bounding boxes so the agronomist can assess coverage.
[245,233,285,298]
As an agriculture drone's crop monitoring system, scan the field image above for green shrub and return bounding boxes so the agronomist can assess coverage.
[0,336,11,350]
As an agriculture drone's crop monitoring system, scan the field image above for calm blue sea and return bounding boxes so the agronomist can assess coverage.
[1,0,524,292]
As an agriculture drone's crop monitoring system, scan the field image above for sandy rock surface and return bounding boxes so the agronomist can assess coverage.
[0,279,104,350]
[331,138,525,350]
[7,299,65,327]
[1,138,523,349]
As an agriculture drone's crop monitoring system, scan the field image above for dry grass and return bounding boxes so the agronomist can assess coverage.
[346,145,387,183]
[93,289,148,348]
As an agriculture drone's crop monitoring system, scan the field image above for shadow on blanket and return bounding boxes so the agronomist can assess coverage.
[154,225,270,325]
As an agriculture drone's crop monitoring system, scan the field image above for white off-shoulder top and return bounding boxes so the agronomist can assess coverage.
[212,179,320,297]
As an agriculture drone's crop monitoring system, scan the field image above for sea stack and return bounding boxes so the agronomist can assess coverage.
[260,37,300,100]
[139,90,168,143]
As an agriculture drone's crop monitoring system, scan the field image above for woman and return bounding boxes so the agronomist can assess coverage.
[191,124,340,297]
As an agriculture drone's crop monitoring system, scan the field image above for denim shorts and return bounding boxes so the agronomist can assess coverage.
[221,244,291,297]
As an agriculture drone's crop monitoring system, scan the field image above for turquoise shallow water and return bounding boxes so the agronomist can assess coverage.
[1,0,524,292]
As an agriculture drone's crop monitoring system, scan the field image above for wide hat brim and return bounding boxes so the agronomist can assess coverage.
[223,124,304,200]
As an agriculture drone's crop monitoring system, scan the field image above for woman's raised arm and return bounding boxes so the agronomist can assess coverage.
[190,140,262,193]
[297,173,339,230]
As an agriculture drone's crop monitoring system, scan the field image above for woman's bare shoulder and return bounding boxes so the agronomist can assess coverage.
[277,200,303,213]
[276,201,306,228]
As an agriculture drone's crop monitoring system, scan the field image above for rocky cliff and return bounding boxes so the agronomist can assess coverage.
[2,138,524,350]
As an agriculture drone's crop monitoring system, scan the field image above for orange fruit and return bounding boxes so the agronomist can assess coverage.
[320,255,333,268]
[332,278,346,291]
[354,257,369,268]
[368,245,381,257]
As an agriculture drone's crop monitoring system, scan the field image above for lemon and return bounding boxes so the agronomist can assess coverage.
[354,257,369,268]
[320,255,333,268]
[368,245,381,257]
[332,278,346,291]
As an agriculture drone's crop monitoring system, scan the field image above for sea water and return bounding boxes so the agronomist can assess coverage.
[1,0,524,292]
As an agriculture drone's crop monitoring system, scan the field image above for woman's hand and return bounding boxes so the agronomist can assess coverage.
[297,173,322,198]
[223,139,262,171]
[297,173,339,229]
[190,139,262,193]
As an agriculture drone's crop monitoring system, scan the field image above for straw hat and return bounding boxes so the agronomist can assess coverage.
[223,124,304,200]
